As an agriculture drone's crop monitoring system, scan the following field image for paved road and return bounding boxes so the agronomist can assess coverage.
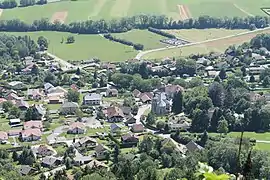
[47,52,77,71]
[135,26,270,59]
[135,104,151,124]
[47,126,68,143]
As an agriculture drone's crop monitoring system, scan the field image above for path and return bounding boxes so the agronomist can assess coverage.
[135,104,151,124]
[257,140,270,143]
[46,52,77,71]
[135,26,270,59]
[233,4,254,17]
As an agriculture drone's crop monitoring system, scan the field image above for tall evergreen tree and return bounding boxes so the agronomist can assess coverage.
[172,91,183,114]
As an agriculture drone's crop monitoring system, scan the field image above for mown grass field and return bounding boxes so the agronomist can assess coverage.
[0,31,137,61]
[143,27,270,60]
[210,132,270,141]
[163,29,248,42]
[114,30,166,50]
[0,0,269,23]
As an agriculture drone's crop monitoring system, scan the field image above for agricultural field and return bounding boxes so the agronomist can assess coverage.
[114,30,166,50]
[0,31,137,61]
[0,0,270,23]
[163,28,248,42]
[143,27,270,60]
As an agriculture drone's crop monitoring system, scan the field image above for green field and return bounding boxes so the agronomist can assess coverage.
[163,29,248,42]
[0,0,269,23]
[210,132,270,141]
[114,30,165,50]
[0,31,137,61]
[143,27,270,60]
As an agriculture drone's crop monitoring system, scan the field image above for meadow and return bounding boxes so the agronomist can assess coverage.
[0,31,137,61]
[143,27,270,60]
[163,29,248,42]
[0,0,270,23]
[114,30,166,50]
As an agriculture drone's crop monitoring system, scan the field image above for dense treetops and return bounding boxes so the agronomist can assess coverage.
[0,15,269,34]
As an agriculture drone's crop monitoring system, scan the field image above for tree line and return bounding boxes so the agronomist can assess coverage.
[103,34,144,50]
[148,27,176,39]
[0,15,269,34]
[0,0,47,9]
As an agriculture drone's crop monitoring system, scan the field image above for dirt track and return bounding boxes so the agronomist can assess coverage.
[51,11,68,23]
[178,5,191,20]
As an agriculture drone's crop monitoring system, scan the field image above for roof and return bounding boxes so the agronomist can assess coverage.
[76,136,97,145]
[133,89,141,97]
[44,83,54,91]
[0,131,8,140]
[87,159,108,169]
[0,98,7,104]
[110,123,121,130]
[9,118,21,123]
[48,86,67,94]
[140,94,151,103]
[19,165,33,175]
[121,133,139,142]
[8,81,23,87]
[8,129,21,136]
[94,144,108,153]
[37,145,54,155]
[62,102,79,108]
[24,121,43,129]
[27,89,43,97]
[107,106,125,118]
[74,155,92,163]
[121,106,132,115]
[69,122,85,130]
[165,84,184,94]
[106,88,118,94]
[42,156,61,166]
[16,100,29,108]
[131,124,144,132]
[84,93,102,101]
[21,128,42,137]
[186,141,203,152]
[33,104,46,116]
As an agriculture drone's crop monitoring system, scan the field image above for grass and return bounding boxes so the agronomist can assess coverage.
[0,31,137,62]
[209,132,270,141]
[163,29,248,42]
[0,0,269,23]
[143,27,270,60]
[255,142,270,151]
[114,30,166,50]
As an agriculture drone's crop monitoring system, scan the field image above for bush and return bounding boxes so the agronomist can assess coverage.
[148,27,176,38]
[104,34,144,50]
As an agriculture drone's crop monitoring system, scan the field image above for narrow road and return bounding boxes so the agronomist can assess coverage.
[135,104,151,124]
[46,52,77,71]
[135,26,270,59]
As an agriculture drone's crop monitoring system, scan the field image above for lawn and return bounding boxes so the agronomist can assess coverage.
[255,142,270,151]
[210,132,270,141]
[163,29,248,42]
[0,31,137,62]
[114,30,166,50]
[0,0,269,23]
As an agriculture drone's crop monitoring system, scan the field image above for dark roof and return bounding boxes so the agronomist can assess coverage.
[42,156,60,166]
[94,144,107,153]
[186,141,203,152]
[19,165,33,175]
[131,124,144,132]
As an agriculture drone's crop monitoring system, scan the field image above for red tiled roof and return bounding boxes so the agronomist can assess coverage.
[24,121,43,129]
[106,106,124,118]
[21,128,42,137]
[0,131,8,140]
[69,122,85,130]
[0,98,7,104]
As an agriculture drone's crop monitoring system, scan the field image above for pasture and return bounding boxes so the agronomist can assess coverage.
[0,0,270,23]
[143,27,270,60]
[163,29,248,42]
[0,31,137,61]
[114,30,166,50]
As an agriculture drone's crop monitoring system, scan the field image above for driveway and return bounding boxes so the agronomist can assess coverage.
[47,126,68,143]
[135,104,151,124]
